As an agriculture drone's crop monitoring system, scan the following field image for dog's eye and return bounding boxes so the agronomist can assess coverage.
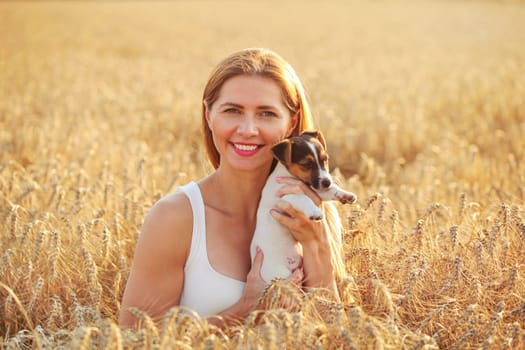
[300,161,314,169]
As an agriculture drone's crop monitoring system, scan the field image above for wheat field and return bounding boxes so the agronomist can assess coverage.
[1,0,525,349]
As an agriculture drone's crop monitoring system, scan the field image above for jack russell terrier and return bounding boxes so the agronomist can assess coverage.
[250,130,357,283]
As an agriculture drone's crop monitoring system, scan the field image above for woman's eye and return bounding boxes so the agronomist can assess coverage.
[260,111,277,118]
[224,108,240,114]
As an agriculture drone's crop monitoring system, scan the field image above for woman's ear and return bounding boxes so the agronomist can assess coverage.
[286,111,300,137]
[203,101,210,124]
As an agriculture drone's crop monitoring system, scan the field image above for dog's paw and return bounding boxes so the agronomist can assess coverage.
[307,206,324,220]
[286,255,303,270]
[337,191,357,205]
[284,194,324,220]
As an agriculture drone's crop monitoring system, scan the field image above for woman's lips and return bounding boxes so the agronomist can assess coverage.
[232,142,262,156]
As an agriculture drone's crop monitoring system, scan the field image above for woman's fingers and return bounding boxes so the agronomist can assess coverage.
[276,176,322,207]
[248,246,264,280]
[270,205,297,228]
[242,247,268,310]
[273,268,304,310]
[271,205,323,245]
[288,267,304,285]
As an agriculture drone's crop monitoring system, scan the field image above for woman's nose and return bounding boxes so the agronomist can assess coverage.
[237,117,259,136]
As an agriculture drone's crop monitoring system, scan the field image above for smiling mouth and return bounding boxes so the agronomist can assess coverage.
[233,143,260,152]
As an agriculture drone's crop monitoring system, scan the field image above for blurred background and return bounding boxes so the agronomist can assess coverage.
[1,1,525,348]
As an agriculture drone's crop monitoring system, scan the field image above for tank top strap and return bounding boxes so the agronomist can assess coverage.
[177,181,246,316]
[177,181,206,267]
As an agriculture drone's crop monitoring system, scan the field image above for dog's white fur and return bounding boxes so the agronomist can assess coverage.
[251,162,355,283]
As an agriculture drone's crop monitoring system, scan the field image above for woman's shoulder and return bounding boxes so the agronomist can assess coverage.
[138,186,194,248]
[126,187,194,294]
[155,186,193,214]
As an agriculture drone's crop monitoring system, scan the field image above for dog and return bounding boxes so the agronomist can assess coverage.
[250,130,357,283]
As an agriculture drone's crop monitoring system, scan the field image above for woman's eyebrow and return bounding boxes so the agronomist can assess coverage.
[256,105,279,110]
[218,102,279,111]
[219,102,244,109]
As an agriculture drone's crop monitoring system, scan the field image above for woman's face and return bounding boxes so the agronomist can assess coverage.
[206,74,297,173]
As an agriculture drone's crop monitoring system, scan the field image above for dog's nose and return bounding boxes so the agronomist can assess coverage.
[321,178,332,189]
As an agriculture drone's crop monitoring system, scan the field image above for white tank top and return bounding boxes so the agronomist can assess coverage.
[178,182,246,317]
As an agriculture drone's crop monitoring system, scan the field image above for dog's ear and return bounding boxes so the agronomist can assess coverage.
[316,130,327,149]
[301,130,326,149]
[272,139,292,165]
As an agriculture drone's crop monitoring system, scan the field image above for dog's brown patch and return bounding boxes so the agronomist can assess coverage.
[287,162,315,185]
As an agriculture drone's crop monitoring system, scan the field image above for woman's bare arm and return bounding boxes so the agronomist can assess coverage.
[119,193,192,328]
[272,177,341,301]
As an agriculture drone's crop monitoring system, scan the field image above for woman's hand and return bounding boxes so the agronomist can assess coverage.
[270,176,340,299]
[241,246,304,307]
[275,176,322,207]
[211,247,304,327]
[271,176,325,245]
[210,246,266,327]
[239,246,268,311]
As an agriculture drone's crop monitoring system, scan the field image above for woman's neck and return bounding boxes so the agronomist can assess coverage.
[199,166,269,218]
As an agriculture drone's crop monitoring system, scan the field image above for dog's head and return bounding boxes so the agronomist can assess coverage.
[272,130,333,191]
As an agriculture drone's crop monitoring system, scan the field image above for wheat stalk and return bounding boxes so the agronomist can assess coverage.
[127,307,159,345]
[27,275,44,313]
[32,230,47,263]
[104,181,113,207]
[46,295,64,330]
[1,248,14,269]
[458,192,466,223]
[18,221,33,247]
[100,320,124,350]
[365,193,380,211]
[9,204,19,242]
[449,225,458,250]
[507,265,518,293]
[481,300,505,350]
[1,2,524,348]
[72,326,100,350]
[0,282,42,349]
[390,210,399,237]
[414,219,424,248]
[377,197,387,223]
[102,225,111,264]
[365,321,384,350]
[48,229,60,281]
[371,279,397,322]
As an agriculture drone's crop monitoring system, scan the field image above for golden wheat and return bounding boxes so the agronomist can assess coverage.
[1,0,525,349]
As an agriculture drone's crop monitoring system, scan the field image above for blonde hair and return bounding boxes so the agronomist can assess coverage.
[201,48,346,282]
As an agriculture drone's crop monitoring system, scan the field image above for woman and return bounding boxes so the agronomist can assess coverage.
[119,48,346,328]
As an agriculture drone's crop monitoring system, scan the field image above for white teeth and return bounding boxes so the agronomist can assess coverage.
[234,144,258,151]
